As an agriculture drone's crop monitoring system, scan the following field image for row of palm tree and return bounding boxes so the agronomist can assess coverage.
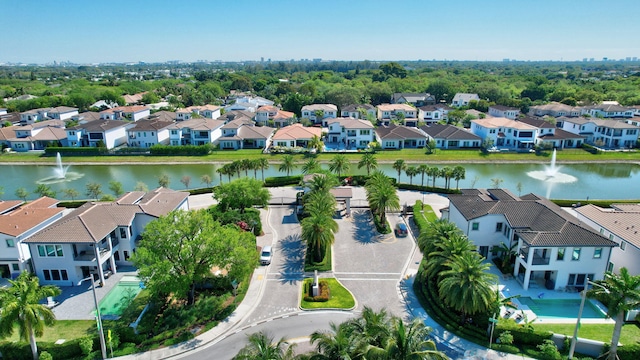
[234,307,449,359]
[392,160,466,189]
[300,173,340,263]
[216,158,270,182]
[417,219,497,322]
[365,170,401,226]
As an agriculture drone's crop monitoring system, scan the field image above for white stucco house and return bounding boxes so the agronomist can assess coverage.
[560,117,639,149]
[301,104,338,125]
[20,107,79,124]
[0,197,65,279]
[451,93,480,107]
[488,105,521,120]
[218,118,275,150]
[376,104,418,127]
[374,124,426,149]
[471,117,539,149]
[255,105,296,128]
[24,188,189,286]
[99,106,150,122]
[444,189,617,291]
[67,120,135,149]
[340,104,376,120]
[167,118,225,146]
[7,120,68,152]
[326,117,375,149]
[419,124,481,149]
[127,119,174,148]
[176,105,222,121]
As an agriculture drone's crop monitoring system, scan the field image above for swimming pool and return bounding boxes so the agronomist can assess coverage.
[97,275,142,318]
[518,297,607,319]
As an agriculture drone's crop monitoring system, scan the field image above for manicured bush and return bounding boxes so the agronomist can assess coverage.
[78,336,94,355]
[412,200,429,231]
[38,351,53,360]
[264,175,302,187]
[303,279,330,302]
[396,183,461,194]
[536,339,561,360]
[44,146,108,156]
[304,245,332,272]
[149,144,212,156]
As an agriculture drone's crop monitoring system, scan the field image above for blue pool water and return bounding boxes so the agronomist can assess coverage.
[518,297,606,319]
[97,276,142,318]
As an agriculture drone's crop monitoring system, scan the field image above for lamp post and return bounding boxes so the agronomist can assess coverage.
[79,276,108,359]
[568,278,609,359]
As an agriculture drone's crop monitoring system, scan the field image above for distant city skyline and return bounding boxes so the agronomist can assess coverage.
[4,0,640,64]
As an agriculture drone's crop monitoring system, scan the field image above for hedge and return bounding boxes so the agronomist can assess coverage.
[396,183,461,194]
[412,200,429,232]
[0,338,84,360]
[264,175,302,187]
[149,144,212,156]
[303,279,330,302]
[44,146,108,156]
[495,321,553,346]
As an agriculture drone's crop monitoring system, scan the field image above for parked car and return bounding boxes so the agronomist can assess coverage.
[395,223,408,237]
[260,245,273,265]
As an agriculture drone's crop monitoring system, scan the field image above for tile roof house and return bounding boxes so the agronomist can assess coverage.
[418,105,449,125]
[517,116,584,149]
[100,106,150,122]
[488,105,521,120]
[217,110,255,123]
[218,118,275,150]
[255,105,296,128]
[127,119,174,148]
[444,189,617,290]
[271,123,322,149]
[419,124,481,149]
[0,197,65,279]
[326,118,375,150]
[560,117,639,149]
[20,107,79,124]
[529,102,581,118]
[471,117,539,149]
[147,110,177,122]
[340,104,376,120]
[301,104,338,125]
[6,120,68,152]
[451,93,480,107]
[574,203,640,277]
[376,104,419,127]
[176,105,222,121]
[580,103,635,119]
[391,93,435,107]
[167,118,225,146]
[24,188,189,286]
[123,92,147,105]
[67,120,135,149]
[374,124,426,149]
[224,95,274,113]
[72,112,101,123]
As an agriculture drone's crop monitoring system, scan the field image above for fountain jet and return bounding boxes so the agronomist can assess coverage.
[53,152,68,179]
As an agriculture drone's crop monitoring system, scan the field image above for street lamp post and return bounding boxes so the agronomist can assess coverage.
[79,276,108,359]
[568,278,609,359]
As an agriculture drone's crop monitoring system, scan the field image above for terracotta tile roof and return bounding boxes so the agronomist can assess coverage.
[327,117,374,129]
[472,117,538,130]
[375,124,425,140]
[576,204,640,249]
[272,123,321,140]
[377,103,416,112]
[272,110,295,120]
[0,200,25,215]
[24,188,188,244]
[0,197,64,237]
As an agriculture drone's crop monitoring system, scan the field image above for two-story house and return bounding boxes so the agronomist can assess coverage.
[167,118,225,146]
[419,124,481,149]
[391,93,435,107]
[0,197,65,278]
[560,117,639,149]
[488,105,521,120]
[418,105,448,126]
[67,120,135,149]
[24,188,189,286]
[218,118,275,150]
[444,189,617,290]
[471,117,539,149]
[127,119,174,148]
[376,104,419,127]
[580,103,635,119]
[374,124,426,149]
[529,102,581,118]
[20,107,79,125]
[176,105,221,121]
[340,104,376,120]
[255,105,296,128]
[7,120,67,152]
[224,95,274,113]
[450,93,480,107]
[517,116,584,149]
[301,104,338,125]
[326,118,375,149]
[99,106,150,122]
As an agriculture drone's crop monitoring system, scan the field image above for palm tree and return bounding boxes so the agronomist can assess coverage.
[357,152,378,176]
[371,318,448,360]
[233,331,296,360]
[256,158,270,182]
[302,158,321,175]
[241,159,253,177]
[424,232,477,281]
[308,134,324,153]
[329,154,350,178]
[405,166,418,185]
[220,163,233,182]
[279,155,296,176]
[417,164,429,187]
[441,166,454,190]
[307,173,339,195]
[301,195,338,262]
[230,160,243,178]
[304,190,337,218]
[417,218,463,254]
[365,171,400,226]
[427,166,439,188]
[310,322,359,360]
[452,165,466,189]
[0,272,61,360]
[346,306,391,352]
[392,159,406,183]
[588,268,640,360]
[438,251,498,319]
[216,166,228,183]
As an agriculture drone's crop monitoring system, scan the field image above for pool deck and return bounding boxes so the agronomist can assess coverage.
[491,264,614,325]
[50,266,138,320]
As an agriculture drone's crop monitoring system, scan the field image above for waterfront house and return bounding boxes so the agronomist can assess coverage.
[374,124,426,149]
[218,118,275,150]
[127,119,174,148]
[560,117,639,149]
[7,120,67,152]
[471,117,538,149]
[271,123,322,149]
[419,124,481,149]
[301,104,338,125]
[326,117,375,149]
[167,118,225,146]
[67,120,134,149]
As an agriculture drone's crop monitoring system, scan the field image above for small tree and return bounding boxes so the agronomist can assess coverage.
[213,178,271,213]
[15,187,29,201]
[180,175,192,189]
[34,184,56,198]
[108,180,124,197]
[158,174,170,188]
[62,188,80,201]
[134,181,149,192]
[201,174,213,187]
[85,182,102,200]
[491,178,504,188]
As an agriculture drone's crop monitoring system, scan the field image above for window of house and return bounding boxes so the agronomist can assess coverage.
[6,239,15,248]
[594,248,603,259]
[607,262,614,272]
[609,234,614,240]
[620,241,626,250]
[600,228,604,234]
[37,244,63,257]
[572,248,581,261]
[12,264,19,271]
[557,248,565,261]
[495,223,503,232]
[472,222,479,231]
[120,228,127,238]
[124,251,130,260]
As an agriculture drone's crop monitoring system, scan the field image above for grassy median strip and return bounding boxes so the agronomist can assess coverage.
[300,278,355,310]
[533,323,640,345]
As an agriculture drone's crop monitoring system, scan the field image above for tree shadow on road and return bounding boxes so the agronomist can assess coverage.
[352,210,382,244]
[281,208,299,224]
[277,233,305,284]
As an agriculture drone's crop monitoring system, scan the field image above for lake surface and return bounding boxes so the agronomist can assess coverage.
[1,162,639,201]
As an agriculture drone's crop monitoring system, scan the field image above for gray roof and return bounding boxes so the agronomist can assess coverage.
[375,124,425,140]
[341,104,375,112]
[490,105,519,111]
[419,124,481,141]
[517,116,555,129]
[391,93,434,103]
[538,128,585,140]
[448,189,617,248]
[128,119,174,131]
[576,204,640,250]
[69,120,132,132]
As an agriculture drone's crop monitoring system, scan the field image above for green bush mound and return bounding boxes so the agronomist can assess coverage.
[300,278,355,310]
[304,245,332,272]
[264,175,302,187]
[149,144,212,156]
[303,279,330,302]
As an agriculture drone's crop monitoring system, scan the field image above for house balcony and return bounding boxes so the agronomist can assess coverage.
[519,248,550,265]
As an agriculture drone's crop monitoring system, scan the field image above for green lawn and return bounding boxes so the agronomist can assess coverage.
[300,278,356,310]
[533,323,640,345]
[6,320,96,343]
[421,204,438,222]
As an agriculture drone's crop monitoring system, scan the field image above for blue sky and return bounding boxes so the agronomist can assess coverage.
[3,0,640,64]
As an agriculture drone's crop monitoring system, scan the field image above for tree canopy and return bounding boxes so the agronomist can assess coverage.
[213,177,270,213]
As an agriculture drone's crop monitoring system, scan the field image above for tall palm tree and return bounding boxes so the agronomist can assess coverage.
[310,322,359,360]
[438,252,498,319]
[329,154,350,178]
[241,159,252,177]
[441,166,454,190]
[0,272,61,360]
[365,171,400,225]
[250,159,260,179]
[307,173,339,195]
[424,233,477,280]
[417,164,429,187]
[219,163,233,182]
[256,158,270,181]
[346,306,392,352]
[452,165,466,189]
[588,268,640,360]
[427,166,439,188]
[372,318,449,360]
[230,160,243,178]
[417,218,463,254]
[302,158,321,175]
[392,159,406,183]
[405,166,418,185]
[301,201,338,262]
[304,190,337,218]
[279,155,296,176]
[308,134,324,153]
[233,331,296,360]
[357,152,378,176]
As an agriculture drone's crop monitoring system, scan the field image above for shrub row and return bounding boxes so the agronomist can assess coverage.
[149,144,212,156]
[304,245,332,272]
[303,280,330,302]
[0,338,84,360]
[412,200,429,232]
[264,175,302,187]
[581,143,601,154]
[114,147,150,155]
[617,343,640,360]
[551,199,640,208]
[396,183,461,194]
[495,321,553,346]
[44,146,108,156]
